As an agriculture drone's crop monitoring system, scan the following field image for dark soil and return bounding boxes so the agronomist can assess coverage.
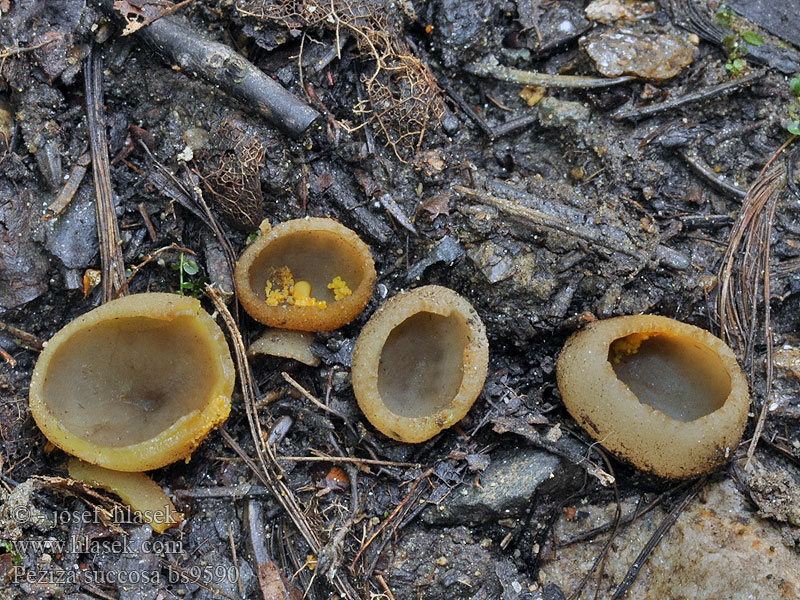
[1,0,799,599]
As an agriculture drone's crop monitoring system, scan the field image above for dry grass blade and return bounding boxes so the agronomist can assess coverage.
[567,451,619,600]
[610,476,708,599]
[204,284,363,600]
[717,137,795,468]
[85,48,127,302]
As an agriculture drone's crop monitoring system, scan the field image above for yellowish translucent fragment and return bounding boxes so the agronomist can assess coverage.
[327,276,352,301]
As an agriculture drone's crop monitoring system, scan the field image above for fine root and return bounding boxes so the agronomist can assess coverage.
[237,0,444,160]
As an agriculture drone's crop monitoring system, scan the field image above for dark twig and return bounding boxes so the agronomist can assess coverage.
[95,0,319,137]
[437,77,494,137]
[491,416,614,485]
[491,114,539,138]
[568,451,619,600]
[174,485,271,498]
[559,481,691,547]
[351,468,434,573]
[679,150,748,199]
[614,70,764,121]
[455,185,646,261]
[610,477,707,599]
[43,152,91,220]
[465,62,635,88]
[85,48,127,302]
[278,453,421,468]
[137,202,157,242]
[0,321,44,352]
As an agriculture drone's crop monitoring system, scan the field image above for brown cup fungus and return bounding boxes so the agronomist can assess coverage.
[235,217,376,331]
[352,286,489,443]
[29,293,235,473]
[557,315,749,479]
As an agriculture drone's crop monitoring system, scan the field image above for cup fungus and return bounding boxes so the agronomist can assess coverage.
[351,285,489,443]
[29,293,235,473]
[557,314,749,479]
[234,217,376,331]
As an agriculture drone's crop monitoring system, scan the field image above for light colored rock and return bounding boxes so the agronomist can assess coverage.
[583,27,694,80]
[539,479,800,599]
[585,0,628,24]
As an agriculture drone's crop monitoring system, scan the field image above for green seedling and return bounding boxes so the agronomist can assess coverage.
[715,5,734,28]
[0,540,22,565]
[172,252,206,298]
[741,31,764,46]
[788,75,800,135]
[716,5,764,77]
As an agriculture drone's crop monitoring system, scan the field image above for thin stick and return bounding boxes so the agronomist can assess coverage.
[614,70,764,121]
[350,468,433,570]
[85,48,127,302]
[137,202,158,241]
[279,454,421,468]
[376,574,396,600]
[228,523,245,597]
[0,346,16,367]
[465,62,635,88]
[568,452,619,600]
[206,285,362,600]
[454,185,645,260]
[679,150,748,199]
[0,321,44,352]
[43,153,91,220]
[282,371,348,420]
[610,477,707,599]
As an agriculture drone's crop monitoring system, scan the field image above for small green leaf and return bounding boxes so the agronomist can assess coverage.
[790,75,800,96]
[789,121,800,135]
[715,5,733,28]
[182,260,199,275]
[741,31,764,46]
[722,33,738,52]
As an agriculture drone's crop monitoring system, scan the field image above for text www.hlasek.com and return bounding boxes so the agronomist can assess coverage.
[6,535,181,555]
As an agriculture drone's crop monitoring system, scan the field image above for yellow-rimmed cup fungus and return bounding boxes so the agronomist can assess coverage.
[29,293,235,473]
[234,217,376,331]
[557,314,749,479]
[352,285,489,443]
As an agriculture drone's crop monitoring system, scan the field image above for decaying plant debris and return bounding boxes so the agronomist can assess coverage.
[1,0,800,598]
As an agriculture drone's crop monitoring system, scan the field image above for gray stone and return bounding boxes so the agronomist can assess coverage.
[536,97,590,129]
[44,185,98,269]
[406,235,465,282]
[386,525,543,600]
[423,448,561,525]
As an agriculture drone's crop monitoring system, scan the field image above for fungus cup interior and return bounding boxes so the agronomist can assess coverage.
[609,333,732,422]
[235,218,377,331]
[352,285,489,443]
[378,311,469,418]
[30,293,234,472]
[247,230,365,306]
[44,316,220,447]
